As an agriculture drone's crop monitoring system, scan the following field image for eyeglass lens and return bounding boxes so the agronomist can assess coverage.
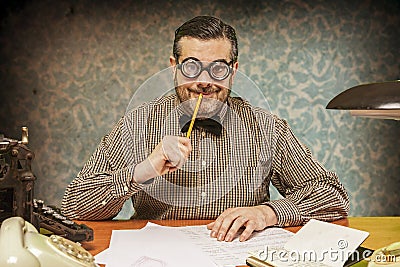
[180,59,231,81]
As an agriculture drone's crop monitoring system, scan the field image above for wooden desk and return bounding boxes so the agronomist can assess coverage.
[79,217,399,263]
[348,217,400,250]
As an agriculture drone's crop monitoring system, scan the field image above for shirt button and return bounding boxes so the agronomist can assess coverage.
[201,131,206,137]
[124,186,129,192]
[201,192,207,198]
[101,200,107,205]
[201,161,207,167]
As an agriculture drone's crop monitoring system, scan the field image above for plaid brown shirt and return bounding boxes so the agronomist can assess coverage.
[61,95,349,227]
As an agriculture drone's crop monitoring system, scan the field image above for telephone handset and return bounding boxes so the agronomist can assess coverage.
[0,217,97,267]
[368,242,400,267]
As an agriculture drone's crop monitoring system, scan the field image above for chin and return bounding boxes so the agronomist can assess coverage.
[197,98,225,118]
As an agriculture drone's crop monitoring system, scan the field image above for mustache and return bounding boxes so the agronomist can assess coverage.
[192,86,220,94]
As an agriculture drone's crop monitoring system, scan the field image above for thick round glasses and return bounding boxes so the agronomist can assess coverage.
[177,57,233,81]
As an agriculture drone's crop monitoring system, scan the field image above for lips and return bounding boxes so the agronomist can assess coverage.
[201,92,213,96]
[190,88,220,96]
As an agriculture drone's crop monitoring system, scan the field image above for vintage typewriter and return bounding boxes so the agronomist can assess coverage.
[0,127,93,242]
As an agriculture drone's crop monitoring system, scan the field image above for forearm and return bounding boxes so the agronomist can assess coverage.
[269,117,349,227]
[267,175,349,227]
[61,166,143,220]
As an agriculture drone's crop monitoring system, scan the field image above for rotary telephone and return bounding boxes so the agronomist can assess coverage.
[0,217,97,267]
[367,242,400,267]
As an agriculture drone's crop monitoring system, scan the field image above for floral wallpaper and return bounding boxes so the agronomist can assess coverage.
[0,0,399,216]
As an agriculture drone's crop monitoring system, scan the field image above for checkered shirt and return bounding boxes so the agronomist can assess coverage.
[61,95,349,227]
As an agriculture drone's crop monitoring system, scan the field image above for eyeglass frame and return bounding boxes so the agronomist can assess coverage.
[175,57,234,81]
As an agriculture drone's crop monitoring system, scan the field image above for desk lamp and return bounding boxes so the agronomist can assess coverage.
[326,80,400,120]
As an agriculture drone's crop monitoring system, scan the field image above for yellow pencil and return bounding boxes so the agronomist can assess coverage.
[186,93,203,138]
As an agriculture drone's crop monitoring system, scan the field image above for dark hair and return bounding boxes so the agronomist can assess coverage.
[173,16,238,63]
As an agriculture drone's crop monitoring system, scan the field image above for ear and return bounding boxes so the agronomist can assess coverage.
[170,56,177,67]
[231,61,239,78]
[170,56,177,76]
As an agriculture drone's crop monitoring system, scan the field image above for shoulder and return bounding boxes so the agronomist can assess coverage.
[228,96,286,125]
[124,94,176,117]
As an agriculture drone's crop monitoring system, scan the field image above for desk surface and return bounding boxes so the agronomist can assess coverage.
[79,216,399,258]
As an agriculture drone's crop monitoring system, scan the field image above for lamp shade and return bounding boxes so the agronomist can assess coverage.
[326,80,400,119]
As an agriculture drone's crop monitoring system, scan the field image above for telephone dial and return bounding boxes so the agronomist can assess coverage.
[0,217,97,267]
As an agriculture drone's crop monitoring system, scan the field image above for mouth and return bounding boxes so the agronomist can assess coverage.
[201,91,214,97]
[190,88,219,97]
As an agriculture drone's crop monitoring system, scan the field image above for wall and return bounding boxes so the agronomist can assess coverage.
[0,0,399,216]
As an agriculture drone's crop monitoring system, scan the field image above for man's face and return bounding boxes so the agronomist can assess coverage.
[170,37,238,118]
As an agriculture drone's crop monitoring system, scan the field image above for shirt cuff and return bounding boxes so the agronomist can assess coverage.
[265,198,304,227]
[111,165,144,198]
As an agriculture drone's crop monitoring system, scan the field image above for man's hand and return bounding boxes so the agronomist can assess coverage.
[133,135,192,183]
[207,205,278,242]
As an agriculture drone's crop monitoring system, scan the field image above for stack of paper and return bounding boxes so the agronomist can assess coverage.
[95,222,294,267]
[95,219,369,267]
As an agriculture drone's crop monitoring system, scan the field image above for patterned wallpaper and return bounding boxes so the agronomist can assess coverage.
[0,0,399,216]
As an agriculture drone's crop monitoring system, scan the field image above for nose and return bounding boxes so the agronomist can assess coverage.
[196,70,213,88]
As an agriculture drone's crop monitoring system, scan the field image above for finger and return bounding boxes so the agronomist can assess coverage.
[162,136,191,167]
[162,148,182,168]
[209,214,225,239]
[179,136,191,144]
[178,136,191,150]
[206,221,215,230]
[163,163,178,171]
[178,138,192,158]
[178,143,191,160]
[239,220,256,242]
[165,162,175,167]
[212,211,240,241]
[224,216,249,242]
[167,166,178,173]
[167,156,182,168]
[170,145,191,168]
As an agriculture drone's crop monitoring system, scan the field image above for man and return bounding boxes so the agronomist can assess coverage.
[62,15,349,242]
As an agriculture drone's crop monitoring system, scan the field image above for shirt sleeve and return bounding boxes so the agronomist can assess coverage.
[61,117,144,220]
[265,117,349,227]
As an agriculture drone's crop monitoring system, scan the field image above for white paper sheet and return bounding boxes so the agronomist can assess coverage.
[107,224,215,267]
[94,248,109,265]
[177,225,294,266]
[264,219,370,267]
[95,222,294,267]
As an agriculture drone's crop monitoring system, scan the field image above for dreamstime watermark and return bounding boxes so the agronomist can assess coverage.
[366,254,399,264]
[257,239,374,264]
